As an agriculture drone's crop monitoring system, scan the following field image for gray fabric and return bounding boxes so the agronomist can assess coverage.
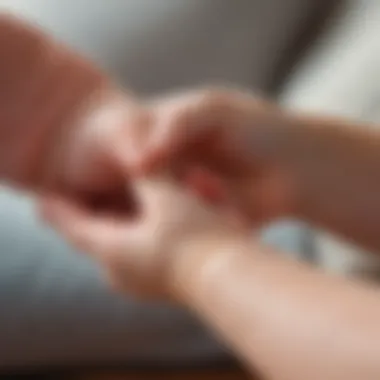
[0,189,226,368]
[0,0,321,369]
[1,0,323,93]
[0,189,308,369]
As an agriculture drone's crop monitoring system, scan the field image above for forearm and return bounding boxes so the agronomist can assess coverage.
[174,236,380,380]
[254,108,380,252]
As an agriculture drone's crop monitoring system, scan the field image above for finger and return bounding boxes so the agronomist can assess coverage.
[132,174,203,226]
[89,97,151,175]
[114,108,153,173]
[184,168,251,229]
[184,166,227,205]
[39,195,131,258]
[132,175,178,214]
[141,92,214,172]
[143,93,245,181]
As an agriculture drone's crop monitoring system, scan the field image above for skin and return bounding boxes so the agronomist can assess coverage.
[2,13,380,380]
[0,14,146,213]
[45,88,380,380]
[143,89,380,252]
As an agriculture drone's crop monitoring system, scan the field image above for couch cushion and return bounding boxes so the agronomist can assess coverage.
[1,0,327,94]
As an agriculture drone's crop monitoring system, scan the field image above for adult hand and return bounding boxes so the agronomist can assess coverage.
[0,14,148,214]
[138,88,296,225]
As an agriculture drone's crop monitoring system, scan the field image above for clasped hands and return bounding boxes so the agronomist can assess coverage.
[40,88,294,302]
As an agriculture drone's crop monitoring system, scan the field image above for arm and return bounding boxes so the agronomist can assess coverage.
[251,111,380,252]
[174,235,380,380]
[43,172,380,379]
[141,88,380,251]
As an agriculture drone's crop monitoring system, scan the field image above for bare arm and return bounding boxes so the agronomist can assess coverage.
[141,89,380,252]
[174,235,380,380]
[251,110,380,252]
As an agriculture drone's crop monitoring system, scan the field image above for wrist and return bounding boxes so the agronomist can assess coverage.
[236,97,304,220]
[259,110,335,220]
[168,230,253,305]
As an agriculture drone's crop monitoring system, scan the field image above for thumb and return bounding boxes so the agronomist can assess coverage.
[102,101,152,174]
[132,175,187,217]
[141,95,200,172]
[39,194,136,259]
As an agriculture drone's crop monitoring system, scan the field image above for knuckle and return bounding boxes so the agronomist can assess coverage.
[195,87,234,111]
[168,87,232,121]
[153,86,241,145]
[182,87,238,131]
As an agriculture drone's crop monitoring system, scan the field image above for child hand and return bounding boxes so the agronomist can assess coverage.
[41,176,246,301]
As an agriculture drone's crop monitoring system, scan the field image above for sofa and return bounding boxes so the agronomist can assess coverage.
[0,0,374,372]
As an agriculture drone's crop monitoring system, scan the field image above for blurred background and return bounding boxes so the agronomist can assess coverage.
[0,0,379,375]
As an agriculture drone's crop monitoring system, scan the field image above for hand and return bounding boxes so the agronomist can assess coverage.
[41,93,150,214]
[41,175,245,301]
[138,87,296,225]
[0,15,149,214]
